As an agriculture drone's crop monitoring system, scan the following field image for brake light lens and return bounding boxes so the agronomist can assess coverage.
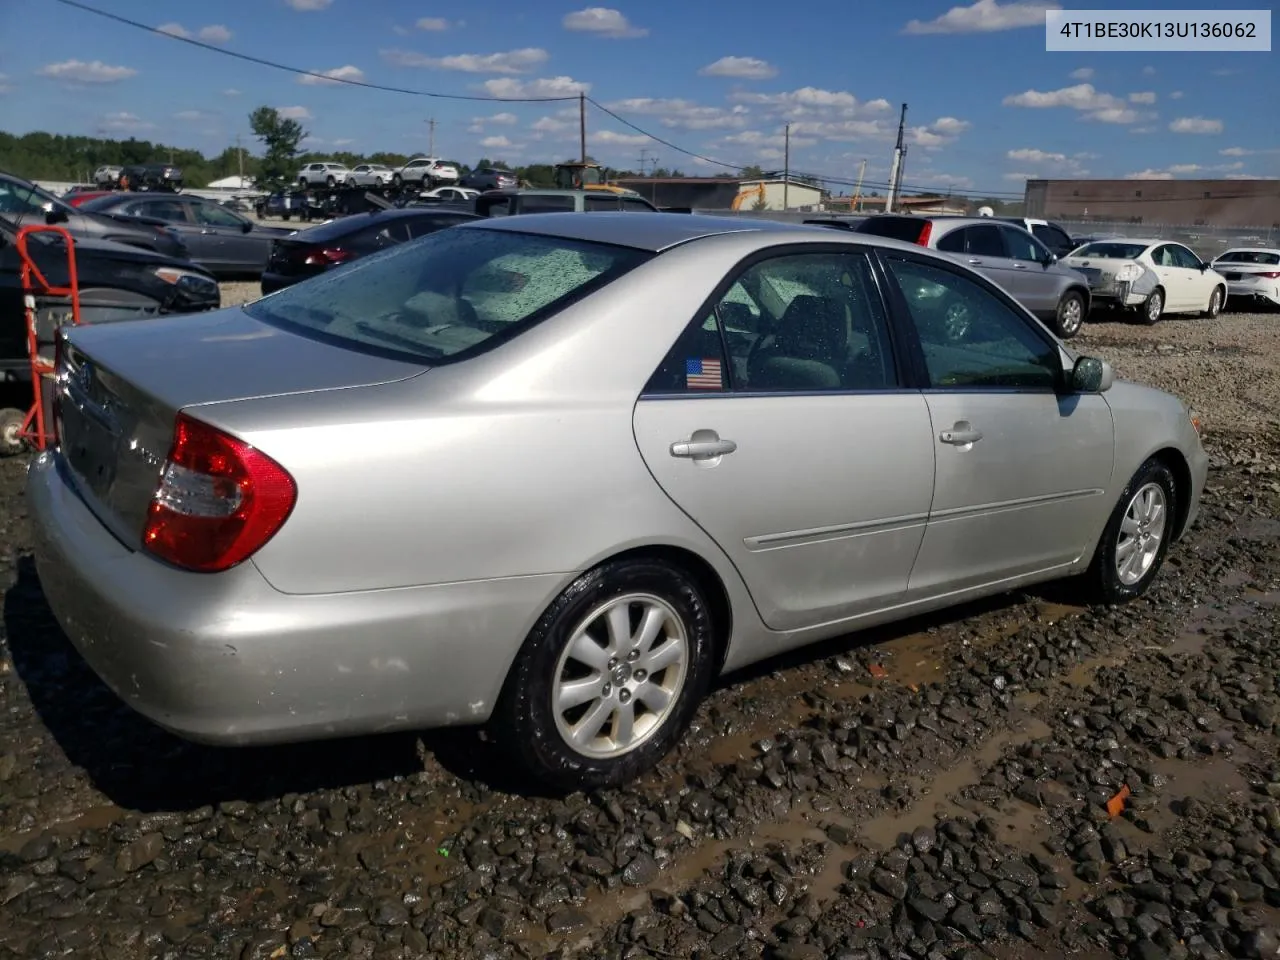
[303,246,351,266]
[916,221,933,246]
[142,413,297,573]
[1256,271,1280,279]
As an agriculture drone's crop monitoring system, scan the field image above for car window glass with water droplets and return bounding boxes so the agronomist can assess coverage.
[243,226,652,364]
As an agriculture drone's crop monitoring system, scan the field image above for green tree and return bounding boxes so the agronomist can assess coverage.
[249,106,307,190]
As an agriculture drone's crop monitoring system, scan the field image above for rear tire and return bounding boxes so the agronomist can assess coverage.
[1053,290,1086,339]
[1201,285,1224,318]
[0,408,26,457]
[1139,288,1164,326]
[492,558,716,792]
[1077,457,1178,605]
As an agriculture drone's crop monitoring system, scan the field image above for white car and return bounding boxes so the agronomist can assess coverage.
[1210,247,1280,309]
[392,157,460,187]
[420,185,479,201]
[93,165,122,188]
[1061,238,1227,325]
[297,162,352,187]
[345,163,394,187]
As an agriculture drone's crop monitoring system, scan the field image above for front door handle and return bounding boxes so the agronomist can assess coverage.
[1013,263,1029,270]
[940,426,983,445]
[671,438,737,459]
[966,258,983,265]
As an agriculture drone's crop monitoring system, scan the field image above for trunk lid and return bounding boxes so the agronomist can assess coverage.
[55,305,428,549]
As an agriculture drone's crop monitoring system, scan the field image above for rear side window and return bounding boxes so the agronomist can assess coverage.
[621,198,656,212]
[405,215,473,239]
[855,217,929,243]
[244,226,652,364]
[522,196,576,213]
[347,221,410,253]
[966,225,1006,258]
[585,195,620,211]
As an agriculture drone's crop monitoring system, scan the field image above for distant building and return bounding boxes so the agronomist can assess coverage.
[1024,178,1280,227]
[612,176,824,211]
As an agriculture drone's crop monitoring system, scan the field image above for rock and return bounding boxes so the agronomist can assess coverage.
[546,908,590,933]
[114,834,164,874]
[708,924,746,956]
[872,870,908,900]
[623,854,659,886]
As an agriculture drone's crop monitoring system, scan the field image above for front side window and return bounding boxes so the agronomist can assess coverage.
[192,202,247,228]
[1168,244,1202,269]
[244,226,651,364]
[1001,226,1049,263]
[885,257,1060,390]
[644,251,898,394]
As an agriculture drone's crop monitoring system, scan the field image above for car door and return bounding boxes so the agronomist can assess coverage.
[632,248,937,631]
[998,224,1060,318]
[1169,243,1213,309]
[189,200,262,272]
[1148,244,1196,310]
[878,252,1114,596]
[936,224,1023,298]
[121,196,206,257]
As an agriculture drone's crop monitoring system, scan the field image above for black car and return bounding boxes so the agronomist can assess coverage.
[78,192,295,278]
[260,206,481,294]
[1,214,219,453]
[119,163,184,192]
[463,167,518,191]
[0,171,189,260]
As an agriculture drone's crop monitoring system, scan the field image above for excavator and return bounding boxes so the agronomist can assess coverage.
[553,161,641,197]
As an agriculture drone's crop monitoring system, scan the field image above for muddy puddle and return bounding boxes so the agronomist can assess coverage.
[0,802,124,854]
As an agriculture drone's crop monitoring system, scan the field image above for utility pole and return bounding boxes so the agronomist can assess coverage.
[427,118,436,156]
[637,148,653,176]
[578,93,587,164]
[852,158,867,211]
[783,122,791,211]
[885,103,907,213]
[236,134,244,183]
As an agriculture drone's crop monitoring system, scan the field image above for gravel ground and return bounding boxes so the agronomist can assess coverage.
[1,305,1277,960]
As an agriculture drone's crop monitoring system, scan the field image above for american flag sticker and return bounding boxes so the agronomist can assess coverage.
[685,357,723,389]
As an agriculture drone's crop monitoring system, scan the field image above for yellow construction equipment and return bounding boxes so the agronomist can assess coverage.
[553,161,634,195]
[731,182,766,211]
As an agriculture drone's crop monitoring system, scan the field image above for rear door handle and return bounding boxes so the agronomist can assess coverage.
[671,438,737,459]
[940,428,983,445]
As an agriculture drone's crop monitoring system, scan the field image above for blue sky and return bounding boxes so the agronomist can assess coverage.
[3,0,1277,195]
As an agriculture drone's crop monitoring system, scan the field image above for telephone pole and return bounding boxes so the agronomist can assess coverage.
[852,158,866,211]
[578,92,587,164]
[885,103,907,213]
[783,122,791,211]
[427,118,436,156]
[637,148,653,176]
[236,134,244,183]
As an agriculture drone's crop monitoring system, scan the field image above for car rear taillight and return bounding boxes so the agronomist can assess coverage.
[303,247,352,266]
[1256,271,1280,279]
[916,221,933,246]
[51,334,66,446]
[142,413,297,573]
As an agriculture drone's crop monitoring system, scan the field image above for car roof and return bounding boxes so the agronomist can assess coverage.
[290,206,482,240]
[462,211,930,254]
[1218,246,1280,254]
[1074,237,1163,247]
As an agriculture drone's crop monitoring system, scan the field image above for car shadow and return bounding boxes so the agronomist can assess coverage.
[3,551,1084,810]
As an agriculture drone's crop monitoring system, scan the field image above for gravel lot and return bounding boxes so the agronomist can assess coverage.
[1,304,1277,960]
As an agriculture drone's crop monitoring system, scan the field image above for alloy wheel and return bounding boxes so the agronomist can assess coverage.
[1115,481,1167,586]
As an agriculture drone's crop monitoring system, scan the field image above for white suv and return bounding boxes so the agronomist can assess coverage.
[392,157,460,188]
[93,165,123,188]
[297,161,351,187]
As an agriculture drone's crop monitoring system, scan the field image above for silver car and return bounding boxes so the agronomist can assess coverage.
[27,214,1208,790]
[345,163,395,188]
[855,215,1093,338]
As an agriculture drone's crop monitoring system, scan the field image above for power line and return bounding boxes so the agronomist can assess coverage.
[50,0,581,102]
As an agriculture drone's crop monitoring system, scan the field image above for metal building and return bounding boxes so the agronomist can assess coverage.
[1024,179,1280,227]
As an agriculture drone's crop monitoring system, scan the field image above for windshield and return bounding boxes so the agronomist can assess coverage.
[1217,250,1280,265]
[0,177,66,217]
[1070,241,1148,260]
[244,224,653,364]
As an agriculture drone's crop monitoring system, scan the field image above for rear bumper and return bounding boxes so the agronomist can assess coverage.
[25,451,561,746]
[1225,282,1280,306]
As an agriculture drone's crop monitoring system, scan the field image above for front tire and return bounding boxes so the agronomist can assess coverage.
[0,408,27,457]
[1202,285,1224,318]
[1053,290,1086,339]
[1079,457,1178,605]
[492,558,716,792]
[1139,287,1164,326]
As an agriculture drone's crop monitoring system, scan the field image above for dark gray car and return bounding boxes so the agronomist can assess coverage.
[79,193,295,278]
[0,172,189,261]
[854,215,1092,338]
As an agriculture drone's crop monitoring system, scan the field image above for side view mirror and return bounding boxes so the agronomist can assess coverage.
[1198,261,1209,271]
[1070,355,1114,393]
[241,220,253,233]
[44,204,69,224]
[1042,252,1059,266]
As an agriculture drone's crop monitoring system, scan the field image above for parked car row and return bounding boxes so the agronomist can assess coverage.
[297,157,461,190]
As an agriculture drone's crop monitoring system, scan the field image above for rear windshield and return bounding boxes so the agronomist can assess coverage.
[1217,250,1280,265]
[1070,242,1149,260]
[855,217,928,243]
[244,224,652,364]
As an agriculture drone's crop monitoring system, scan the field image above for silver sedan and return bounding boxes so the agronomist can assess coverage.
[27,213,1209,790]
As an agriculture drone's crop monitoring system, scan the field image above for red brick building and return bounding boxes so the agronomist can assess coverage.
[1023,179,1280,227]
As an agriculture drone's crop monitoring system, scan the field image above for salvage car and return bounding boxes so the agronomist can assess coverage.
[26,213,1207,790]
[1209,247,1280,309]
[854,215,1092,338]
[1061,239,1228,325]
[77,192,294,278]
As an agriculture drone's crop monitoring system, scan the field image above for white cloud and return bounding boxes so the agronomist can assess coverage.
[473,111,518,125]
[285,0,332,9]
[0,73,11,95]
[1128,91,1156,104]
[97,111,153,133]
[904,0,1060,34]
[37,59,137,83]
[1007,147,1068,163]
[333,138,354,146]
[299,65,365,85]
[174,110,205,121]
[380,47,547,73]
[1167,163,1202,174]
[562,7,648,38]
[605,97,749,131]
[730,87,891,122]
[481,76,590,97]
[530,116,572,134]
[1225,173,1280,180]
[1004,146,1089,176]
[1142,65,1156,75]
[1170,90,1184,99]
[277,105,313,120]
[199,25,233,43]
[223,88,241,96]
[1125,169,1174,179]
[593,130,651,146]
[157,22,190,38]
[723,129,818,151]
[791,119,888,141]
[932,116,971,135]
[1002,82,1144,123]
[1169,116,1223,134]
[698,56,778,80]
[1004,171,1037,181]
[480,135,514,148]
[416,17,450,30]
[917,173,975,189]
[1069,67,1094,80]
[1220,146,1252,156]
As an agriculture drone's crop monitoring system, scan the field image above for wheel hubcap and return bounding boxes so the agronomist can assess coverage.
[1062,299,1082,332]
[1211,291,1220,314]
[1148,296,1161,320]
[1116,482,1167,586]
[552,593,689,759]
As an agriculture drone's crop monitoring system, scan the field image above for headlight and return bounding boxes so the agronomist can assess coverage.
[1116,263,1146,282]
[154,266,217,295]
